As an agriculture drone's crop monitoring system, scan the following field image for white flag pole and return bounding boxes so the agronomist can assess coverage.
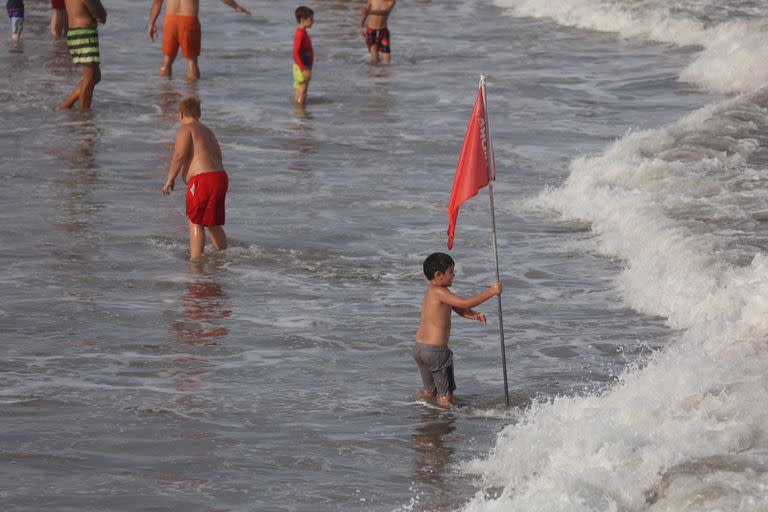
[480,74,510,406]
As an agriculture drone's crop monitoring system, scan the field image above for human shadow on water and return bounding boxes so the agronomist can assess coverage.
[170,260,232,346]
[410,409,467,511]
[49,112,104,238]
[156,78,199,123]
[288,104,319,175]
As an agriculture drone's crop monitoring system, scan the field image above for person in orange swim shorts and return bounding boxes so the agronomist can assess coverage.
[148,0,251,80]
[162,97,230,261]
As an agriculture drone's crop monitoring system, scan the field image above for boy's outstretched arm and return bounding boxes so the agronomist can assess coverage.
[148,0,163,41]
[434,282,502,311]
[85,0,107,23]
[219,0,251,15]
[162,127,192,195]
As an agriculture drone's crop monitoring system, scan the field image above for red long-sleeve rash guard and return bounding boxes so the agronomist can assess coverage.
[293,27,313,72]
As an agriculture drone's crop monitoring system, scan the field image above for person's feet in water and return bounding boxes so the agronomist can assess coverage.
[417,389,436,402]
[436,394,453,409]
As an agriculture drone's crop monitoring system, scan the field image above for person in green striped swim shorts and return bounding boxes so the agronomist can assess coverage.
[56,0,107,110]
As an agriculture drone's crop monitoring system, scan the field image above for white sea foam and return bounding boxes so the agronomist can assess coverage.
[462,81,768,508]
[491,0,768,94]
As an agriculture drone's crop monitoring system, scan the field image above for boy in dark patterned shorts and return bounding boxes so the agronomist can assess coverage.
[359,0,395,64]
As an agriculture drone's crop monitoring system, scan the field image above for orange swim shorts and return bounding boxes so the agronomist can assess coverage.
[186,171,228,227]
[162,14,201,58]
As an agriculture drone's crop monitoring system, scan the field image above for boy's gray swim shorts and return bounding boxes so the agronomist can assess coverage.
[412,342,456,397]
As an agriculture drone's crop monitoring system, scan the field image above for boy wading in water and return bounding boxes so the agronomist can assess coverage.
[414,252,502,409]
[359,0,395,64]
[162,97,229,261]
[148,0,251,80]
[57,0,106,110]
[292,6,314,105]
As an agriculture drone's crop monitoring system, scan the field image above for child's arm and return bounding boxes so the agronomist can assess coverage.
[452,307,488,324]
[148,0,163,41]
[85,0,107,24]
[434,282,502,311]
[218,0,251,15]
[162,127,192,195]
[359,2,370,35]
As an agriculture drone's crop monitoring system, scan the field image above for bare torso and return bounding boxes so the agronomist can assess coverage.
[64,0,106,28]
[415,285,453,346]
[179,121,225,183]
[164,0,200,17]
[366,0,395,29]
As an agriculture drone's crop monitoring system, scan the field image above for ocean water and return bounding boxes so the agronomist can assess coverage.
[1,0,764,510]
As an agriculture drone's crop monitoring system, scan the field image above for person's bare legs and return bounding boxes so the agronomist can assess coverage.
[206,225,227,251]
[56,81,83,110]
[369,44,380,63]
[78,64,100,110]
[10,32,20,43]
[186,56,200,80]
[159,54,175,77]
[382,51,391,64]
[50,9,68,38]
[418,389,436,402]
[295,82,309,105]
[55,64,99,110]
[436,393,453,409]
[189,221,206,261]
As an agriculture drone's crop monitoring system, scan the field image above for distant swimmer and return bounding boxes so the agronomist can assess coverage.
[292,5,314,106]
[359,0,395,64]
[413,252,502,409]
[56,0,107,110]
[7,0,23,42]
[148,0,251,80]
[162,97,229,261]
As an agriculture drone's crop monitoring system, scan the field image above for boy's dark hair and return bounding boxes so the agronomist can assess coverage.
[295,5,314,23]
[423,252,455,280]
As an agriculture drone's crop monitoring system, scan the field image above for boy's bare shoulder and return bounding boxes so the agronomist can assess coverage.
[426,284,453,302]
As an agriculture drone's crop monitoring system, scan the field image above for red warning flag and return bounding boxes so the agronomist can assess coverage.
[447,87,494,249]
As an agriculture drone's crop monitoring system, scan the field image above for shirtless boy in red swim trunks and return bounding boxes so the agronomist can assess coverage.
[162,97,229,261]
[148,0,251,80]
[359,0,395,64]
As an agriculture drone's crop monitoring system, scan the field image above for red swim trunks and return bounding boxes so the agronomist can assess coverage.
[186,171,228,226]
[51,0,65,9]
[162,14,201,58]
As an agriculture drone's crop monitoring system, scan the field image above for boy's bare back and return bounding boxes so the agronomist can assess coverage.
[64,0,106,28]
[416,284,458,346]
[364,0,395,29]
[161,0,200,17]
[174,121,224,183]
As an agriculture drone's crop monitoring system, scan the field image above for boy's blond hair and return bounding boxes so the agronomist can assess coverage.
[179,96,201,119]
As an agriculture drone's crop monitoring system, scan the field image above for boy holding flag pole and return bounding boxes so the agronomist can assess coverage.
[413,75,509,408]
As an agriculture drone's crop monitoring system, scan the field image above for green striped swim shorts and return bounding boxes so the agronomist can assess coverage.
[67,27,100,65]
